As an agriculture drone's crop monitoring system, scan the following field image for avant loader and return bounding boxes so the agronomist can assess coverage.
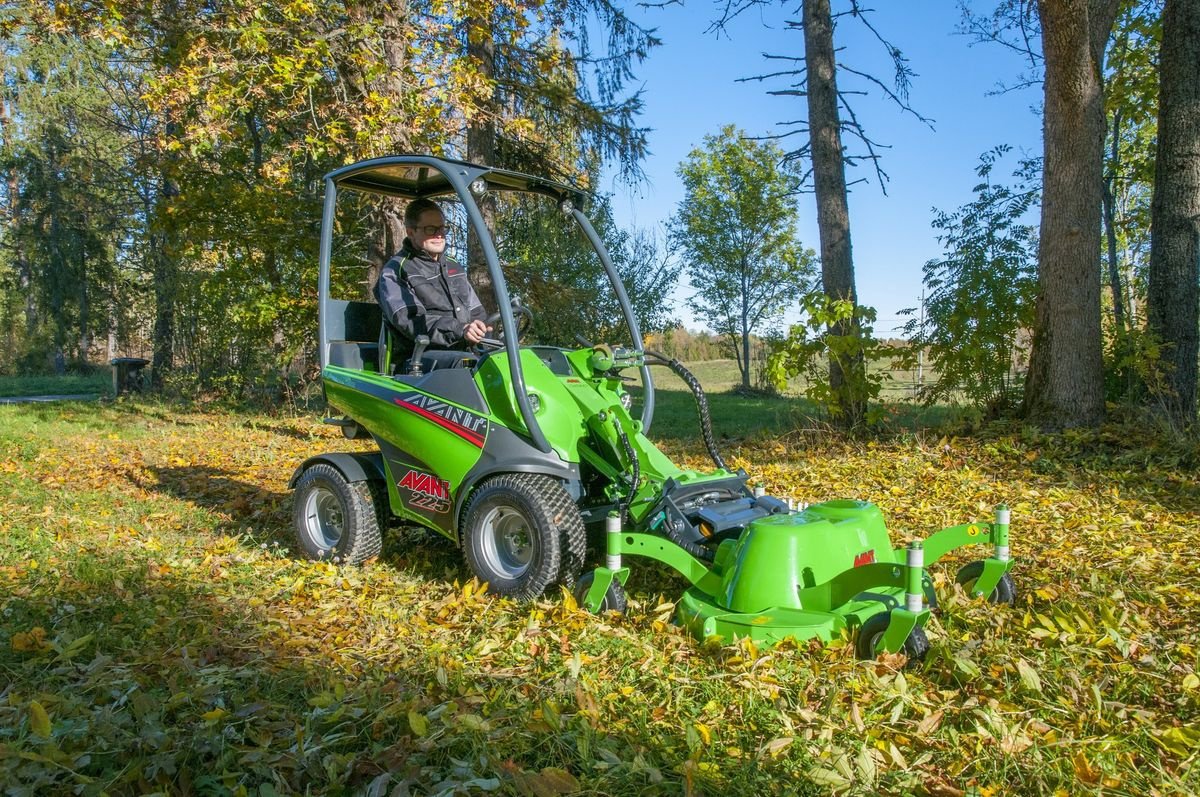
[290,156,1016,662]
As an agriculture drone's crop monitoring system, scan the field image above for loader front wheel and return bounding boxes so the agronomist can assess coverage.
[955,561,1016,606]
[573,570,628,614]
[461,474,582,600]
[855,611,929,666]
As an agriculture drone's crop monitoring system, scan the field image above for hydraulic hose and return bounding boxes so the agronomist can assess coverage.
[645,350,728,472]
[615,415,713,562]
[613,418,640,528]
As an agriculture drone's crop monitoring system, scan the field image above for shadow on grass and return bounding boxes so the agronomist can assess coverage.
[0,545,715,796]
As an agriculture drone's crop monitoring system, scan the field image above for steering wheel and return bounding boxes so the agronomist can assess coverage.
[478,304,535,350]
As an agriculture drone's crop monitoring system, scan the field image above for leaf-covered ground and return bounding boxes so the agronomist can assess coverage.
[1,399,1199,796]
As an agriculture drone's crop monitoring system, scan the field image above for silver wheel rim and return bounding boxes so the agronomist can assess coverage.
[302,485,344,552]
[478,505,535,580]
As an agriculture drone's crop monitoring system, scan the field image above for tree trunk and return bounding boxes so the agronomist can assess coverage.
[0,96,36,335]
[1103,111,1126,332]
[466,16,498,314]
[1146,0,1200,426]
[150,171,179,386]
[741,258,751,390]
[1021,0,1119,429]
[803,0,864,427]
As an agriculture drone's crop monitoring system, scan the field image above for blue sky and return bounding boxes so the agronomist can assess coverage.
[603,2,1044,336]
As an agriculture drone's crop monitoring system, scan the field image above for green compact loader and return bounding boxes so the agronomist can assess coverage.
[290,155,1016,662]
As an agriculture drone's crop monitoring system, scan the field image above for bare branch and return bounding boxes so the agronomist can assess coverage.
[836,63,934,126]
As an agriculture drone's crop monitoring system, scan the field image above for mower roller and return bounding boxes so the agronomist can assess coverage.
[291,155,1016,663]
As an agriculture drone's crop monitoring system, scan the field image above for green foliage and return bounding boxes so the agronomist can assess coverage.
[498,193,678,346]
[900,147,1038,417]
[670,125,816,389]
[1103,0,1162,297]
[768,293,892,427]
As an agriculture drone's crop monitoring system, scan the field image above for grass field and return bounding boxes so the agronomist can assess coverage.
[0,372,111,398]
[2,389,1199,795]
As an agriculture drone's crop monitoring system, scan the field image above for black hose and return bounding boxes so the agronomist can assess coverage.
[615,415,712,561]
[644,350,728,472]
[613,418,640,528]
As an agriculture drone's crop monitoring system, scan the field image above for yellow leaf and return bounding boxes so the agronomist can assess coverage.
[1183,673,1199,691]
[1073,750,1099,784]
[11,627,50,653]
[762,736,793,758]
[694,722,711,746]
[408,710,428,737]
[29,701,51,738]
[201,708,227,722]
[535,767,579,795]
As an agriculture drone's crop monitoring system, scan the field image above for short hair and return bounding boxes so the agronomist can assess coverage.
[404,198,443,230]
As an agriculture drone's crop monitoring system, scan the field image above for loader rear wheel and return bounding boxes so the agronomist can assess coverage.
[855,612,929,666]
[955,562,1016,605]
[573,570,628,614]
[292,464,383,564]
[460,474,584,600]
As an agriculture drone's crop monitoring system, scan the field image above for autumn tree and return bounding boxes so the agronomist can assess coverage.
[1016,0,1121,429]
[712,0,928,423]
[669,126,815,391]
[1145,0,1200,426]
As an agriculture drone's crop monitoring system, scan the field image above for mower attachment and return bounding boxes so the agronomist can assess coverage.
[581,501,1015,662]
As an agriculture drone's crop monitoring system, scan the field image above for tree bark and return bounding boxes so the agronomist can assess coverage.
[466,16,498,314]
[0,96,36,335]
[1146,0,1200,426]
[804,0,864,426]
[150,170,178,385]
[1021,0,1119,429]
[1103,111,1126,331]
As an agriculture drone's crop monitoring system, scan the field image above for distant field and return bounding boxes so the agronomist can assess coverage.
[643,356,933,401]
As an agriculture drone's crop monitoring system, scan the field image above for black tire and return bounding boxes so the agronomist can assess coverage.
[292,464,384,564]
[955,561,1017,605]
[855,611,930,666]
[572,570,628,614]
[460,474,584,599]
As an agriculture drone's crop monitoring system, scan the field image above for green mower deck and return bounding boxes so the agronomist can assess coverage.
[582,500,1014,657]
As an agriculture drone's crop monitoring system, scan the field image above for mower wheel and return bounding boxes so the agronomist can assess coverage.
[292,464,384,564]
[855,612,930,666]
[572,570,628,614]
[460,474,583,599]
[955,562,1017,605]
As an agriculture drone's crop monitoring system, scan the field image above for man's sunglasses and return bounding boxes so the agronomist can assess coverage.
[416,225,447,236]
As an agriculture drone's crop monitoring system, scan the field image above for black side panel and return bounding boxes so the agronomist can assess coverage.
[392,368,489,413]
[454,425,582,526]
[328,299,382,342]
[288,451,385,488]
[376,440,457,535]
[329,342,379,370]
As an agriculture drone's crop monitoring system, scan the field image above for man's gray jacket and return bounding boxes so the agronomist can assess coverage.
[375,240,487,354]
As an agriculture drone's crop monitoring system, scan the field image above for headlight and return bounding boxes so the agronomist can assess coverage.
[527,393,541,413]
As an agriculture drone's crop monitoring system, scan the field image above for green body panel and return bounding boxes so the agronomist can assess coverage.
[323,365,490,534]
[474,350,586,464]
[324,365,486,483]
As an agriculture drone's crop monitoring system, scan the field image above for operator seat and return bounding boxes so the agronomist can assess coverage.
[378,321,473,376]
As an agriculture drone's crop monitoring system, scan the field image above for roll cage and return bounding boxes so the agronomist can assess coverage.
[318,155,656,453]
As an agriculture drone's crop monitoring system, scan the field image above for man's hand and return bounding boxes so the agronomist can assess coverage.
[464,319,491,345]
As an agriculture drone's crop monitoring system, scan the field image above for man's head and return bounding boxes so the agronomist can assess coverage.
[405,198,447,259]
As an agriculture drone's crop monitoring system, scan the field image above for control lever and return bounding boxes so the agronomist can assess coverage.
[409,335,430,376]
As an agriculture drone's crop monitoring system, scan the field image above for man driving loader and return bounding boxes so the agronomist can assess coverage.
[375,198,491,368]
